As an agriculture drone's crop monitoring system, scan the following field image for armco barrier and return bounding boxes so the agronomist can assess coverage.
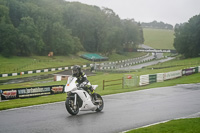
[0,85,65,100]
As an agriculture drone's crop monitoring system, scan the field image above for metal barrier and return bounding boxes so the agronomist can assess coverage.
[103,78,124,90]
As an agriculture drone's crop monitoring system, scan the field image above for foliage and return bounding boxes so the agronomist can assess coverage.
[174,14,200,58]
[0,0,143,57]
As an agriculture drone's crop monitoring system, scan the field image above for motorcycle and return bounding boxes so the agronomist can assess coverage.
[64,76,104,115]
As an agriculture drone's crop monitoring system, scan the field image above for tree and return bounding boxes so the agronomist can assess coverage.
[17,16,44,55]
[1,0,144,57]
[174,14,200,58]
[0,4,18,57]
[43,22,82,55]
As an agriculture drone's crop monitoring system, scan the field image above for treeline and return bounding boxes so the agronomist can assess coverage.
[141,21,173,30]
[0,0,144,57]
[174,14,200,58]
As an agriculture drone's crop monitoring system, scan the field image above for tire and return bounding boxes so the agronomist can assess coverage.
[95,93,104,112]
[65,96,79,115]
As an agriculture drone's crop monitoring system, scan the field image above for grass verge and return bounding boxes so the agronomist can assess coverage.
[126,117,200,133]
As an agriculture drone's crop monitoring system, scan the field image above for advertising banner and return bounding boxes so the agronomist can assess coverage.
[18,87,51,98]
[139,75,149,86]
[51,86,64,94]
[1,90,17,100]
[157,73,164,82]
[134,49,177,53]
[191,67,198,73]
[182,68,193,76]
[149,74,157,83]
[164,70,182,80]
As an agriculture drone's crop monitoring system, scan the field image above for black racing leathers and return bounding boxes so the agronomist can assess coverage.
[73,72,93,93]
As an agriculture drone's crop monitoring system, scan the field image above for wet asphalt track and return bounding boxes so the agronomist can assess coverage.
[0,83,200,133]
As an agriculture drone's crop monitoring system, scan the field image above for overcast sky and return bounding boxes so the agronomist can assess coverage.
[66,0,200,26]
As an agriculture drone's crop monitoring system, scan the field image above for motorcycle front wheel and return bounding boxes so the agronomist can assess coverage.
[95,93,104,112]
[65,96,79,115]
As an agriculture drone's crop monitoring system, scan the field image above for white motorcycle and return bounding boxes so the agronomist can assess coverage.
[64,76,104,115]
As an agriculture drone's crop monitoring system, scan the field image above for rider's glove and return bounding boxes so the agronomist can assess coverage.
[80,82,87,88]
[79,83,85,88]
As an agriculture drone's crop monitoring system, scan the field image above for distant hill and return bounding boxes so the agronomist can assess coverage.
[141,21,173,30]
[143,28,175,49]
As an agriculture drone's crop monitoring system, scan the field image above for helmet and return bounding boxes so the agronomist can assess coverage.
[72,65,81,77]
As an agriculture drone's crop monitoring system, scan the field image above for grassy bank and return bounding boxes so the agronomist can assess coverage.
[0,55,90,74]
[145,57,200,70]
[0,52,146,74]
[127,117,200,133]
[143,28,175,49]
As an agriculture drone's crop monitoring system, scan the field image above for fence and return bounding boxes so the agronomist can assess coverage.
[123,74,138,87]
[103,78,124,90]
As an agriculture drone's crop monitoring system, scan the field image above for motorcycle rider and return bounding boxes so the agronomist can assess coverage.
[72,65,96,100]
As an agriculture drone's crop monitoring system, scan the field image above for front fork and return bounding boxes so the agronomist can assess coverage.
[74,93,77,106]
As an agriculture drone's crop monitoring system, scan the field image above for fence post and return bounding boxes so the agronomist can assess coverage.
[122,77,124,89]
[103,80,105,90]
[0,90,2,102]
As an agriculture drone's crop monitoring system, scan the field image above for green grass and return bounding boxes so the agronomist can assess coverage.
[143,28,175,49]
[0,55,90,74]
[0,52,146,74]
[145,57,200,70]
[127,117,200,133]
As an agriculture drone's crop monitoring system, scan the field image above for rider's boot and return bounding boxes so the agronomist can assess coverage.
[89,86,97,100]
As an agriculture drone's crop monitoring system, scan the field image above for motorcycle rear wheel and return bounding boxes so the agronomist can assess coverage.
[65,97,79,115]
